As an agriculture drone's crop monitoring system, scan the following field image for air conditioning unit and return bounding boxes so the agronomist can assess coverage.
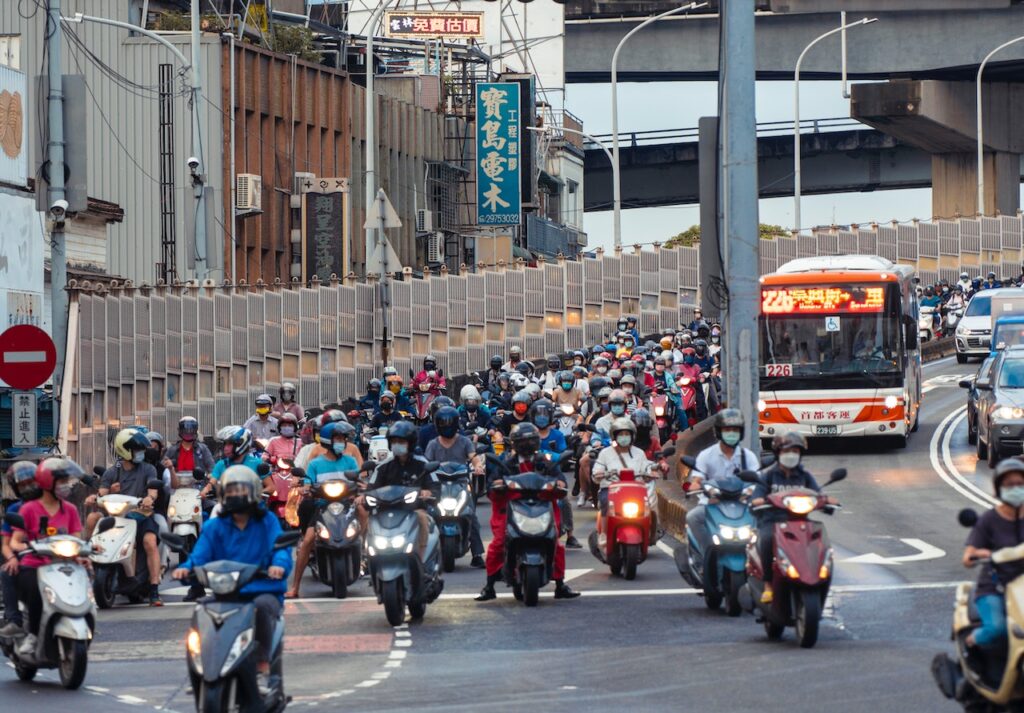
[427,232,445,264]
[416,208,433,233]
[236,174,263,213]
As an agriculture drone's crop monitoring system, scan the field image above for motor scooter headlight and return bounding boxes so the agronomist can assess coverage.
[103,501,129,516]
[621,501,641,519]
[316,522,330,540]
[345,522,359,539]
[736,526,752,541]
[168,505,177,518]
[512,510,551,536]
[220,627,254,677]
[187,629,202,659]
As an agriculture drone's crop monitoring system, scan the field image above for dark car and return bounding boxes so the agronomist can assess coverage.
[975,346,1024,467]
[960,356,995,446]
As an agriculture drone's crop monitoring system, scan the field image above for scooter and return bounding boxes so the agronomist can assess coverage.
[946,305,965,335]
[919,305,937,342]
[740,468,846,648]
[366,431,392,464]
[932,508,1024,711]
[413,378,440,424]
[588,461,665,581]
[556,403,579,437]
[487,457,567,607]
[677,376,700,427]
[365,476,444,626]
[308,475,362,599]
[265,458,297,528]
[89,486,171,608]
[649,387,676,445]
[162,530,300,713]
[0,515,96,689]
[434,462,477,572]
[678,456,756,616]
[169,469,206,564]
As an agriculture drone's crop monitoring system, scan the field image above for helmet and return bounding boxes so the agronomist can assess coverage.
[994,458,1024,495]
[511,389,532,415]
[516,360,534,377]
[616,317,628,331]
[367,378,382,394]
[557,370,575,389]
[627,316,637,327]
[278,412,299,428]
[460,384,482,405]
[607,368,622,383]
[497,372,513,390]
[961,272,970,280]
[509,422,541,457]
[509,346,522,359]
[610,417,636,437]
[423,354,437,371]
[654,355,670,368]
[524,383,542,401]
[319,409,348,426]
[383,366,398,378]
[593,356,610,372]
[620,373,637,389]
[334,422,356,441]
[573,350,585,363]
[178,416,199,441]
[255,393,273,407]
[693,339,709,356]
[34,457,84,492]
[572,365,587,380]
[219,465,262,511]
[429,395,456,419]
[509,373,529,391]
[632,408,653,430]
[547,355,561,371]
[619,360,636,376]
[216,425,254,458]
[490,355,503,370]
[379,391,396,408]
[608,389,627,414]
[387,420,418,445]
[678,333,692,346]
[530,398,555,430]
[713,409,746,442]
[113,428,150,460]
[6,461,38,495]
[146,431,165,447]
[771,431,808,454]
[659,336,673,350]
[280,382,297,400]
[589,376,611,393]
[434,406,460,438]
[988,271,997,280]
[320,421,344,444]
[596,386,613,401]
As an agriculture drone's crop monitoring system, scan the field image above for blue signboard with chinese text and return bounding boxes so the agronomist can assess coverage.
[476,82,521,226]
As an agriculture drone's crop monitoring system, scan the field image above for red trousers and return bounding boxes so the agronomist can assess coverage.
[485,491,565,581]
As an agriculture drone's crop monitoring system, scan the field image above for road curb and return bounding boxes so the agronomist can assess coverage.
[922,337,954,362]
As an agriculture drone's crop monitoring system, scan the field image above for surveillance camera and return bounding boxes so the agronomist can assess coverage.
[50,199,69,221]
[187,156,200,171]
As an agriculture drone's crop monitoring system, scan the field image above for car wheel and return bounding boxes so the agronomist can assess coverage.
[956,353,968,364]
[988,438,1001,469]
[967,413,978,445]
[977,432,988,461]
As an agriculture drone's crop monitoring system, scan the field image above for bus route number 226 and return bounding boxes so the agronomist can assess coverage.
[765,363,793,378]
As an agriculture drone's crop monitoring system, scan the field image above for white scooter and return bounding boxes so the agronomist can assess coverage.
[168,469,205,564]
[0,516,96,689]
[89,491,171,608]
[919,305,936,343]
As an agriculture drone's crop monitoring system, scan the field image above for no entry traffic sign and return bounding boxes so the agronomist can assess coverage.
[0,325,57,390]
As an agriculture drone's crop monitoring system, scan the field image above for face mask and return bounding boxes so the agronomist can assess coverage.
[280,426,295,438]
[332,442,347,456]
[391,442,409,458]
[616,434,632,448]
[711,336,720,344]
[514,404,528,416]
[466,402,478,412]
[55,482,74,500]
[389,384,401,394]
[132,451,146,464]
[17,484,41,501]
[611,404,625,416]
[181,433,196,442]
[438,424,458,439]
[779,451,801,469]
[381,402,394,412]
[281,392,294,403]
[720,431,741,447]
[1002,485,1024,507]
[684,356,695,365]
[221,495,252,516]
[596,366,608,375]
[561,382,573,391]
[622,385,634,395]
[574,359,583,366]
[256,406,271,416]
[534,416,550,429]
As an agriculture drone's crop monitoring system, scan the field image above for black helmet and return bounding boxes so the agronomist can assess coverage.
[994,457,1024,496]
[430,395,455,418]
[588,376,611,393]
[178,416,199,440]
[497,372,512,389]
[510,422,541,457]
[632,407,653,430]
[516,360,534,377]
[433,406,460,439]
[387,420,418,444]
[547,355,560,371]
[490,354,503,370]
[367,378,382,394]
[713,408,746,441]
[424,354,437,371]
[693,339,708,357]
[771,431,808,454]
[530,398,556,430]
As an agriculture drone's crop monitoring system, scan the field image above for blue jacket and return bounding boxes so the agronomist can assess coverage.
[180,507,293,601]
[211,453,264,481]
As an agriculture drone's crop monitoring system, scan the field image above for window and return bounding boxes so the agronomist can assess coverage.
[0,36,21,70]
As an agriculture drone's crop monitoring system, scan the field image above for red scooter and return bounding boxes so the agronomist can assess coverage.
[677,375,700,426]
[588,448,673,580]
[649,385,676,444]
[741,468,846,648]
[266,456,300,528]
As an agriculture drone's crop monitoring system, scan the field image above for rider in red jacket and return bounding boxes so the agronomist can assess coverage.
[410,354,446,395]
[475,423,581,602]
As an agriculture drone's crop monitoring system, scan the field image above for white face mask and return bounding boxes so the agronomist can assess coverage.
[778,451,801,469]
[615,434,632,448]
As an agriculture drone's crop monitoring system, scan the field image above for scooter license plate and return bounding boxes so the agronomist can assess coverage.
[814,425,838,436]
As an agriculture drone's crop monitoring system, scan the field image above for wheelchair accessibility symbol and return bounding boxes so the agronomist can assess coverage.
[825,316,841,332]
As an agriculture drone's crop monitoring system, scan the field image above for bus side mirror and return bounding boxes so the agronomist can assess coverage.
[905,316,918,349]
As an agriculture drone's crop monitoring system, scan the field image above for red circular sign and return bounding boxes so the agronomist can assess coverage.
[0,325,57,390]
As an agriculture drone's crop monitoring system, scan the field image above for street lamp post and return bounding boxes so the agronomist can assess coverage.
[611,2,705,251]
[793,16,876,233]
[977,35,1024,215]
[364,1,391,274]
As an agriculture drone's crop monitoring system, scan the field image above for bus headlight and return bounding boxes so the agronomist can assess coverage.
[884,395,898,409]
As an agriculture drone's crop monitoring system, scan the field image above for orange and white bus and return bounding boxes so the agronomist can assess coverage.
[757,255,922,448]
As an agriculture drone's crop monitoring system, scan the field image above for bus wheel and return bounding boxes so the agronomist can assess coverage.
[891,434,908,449]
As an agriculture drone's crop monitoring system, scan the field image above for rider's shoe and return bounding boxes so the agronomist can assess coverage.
[474,584,496,601]
[554,582,581,599]
[470,555,485,568]
[565,535,582,549]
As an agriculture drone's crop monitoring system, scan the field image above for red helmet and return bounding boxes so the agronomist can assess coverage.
[632,353,645,363]
[681,347,697,357]
[34,457,84,492]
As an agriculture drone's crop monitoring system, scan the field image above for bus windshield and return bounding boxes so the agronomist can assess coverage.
[760,282,903,389]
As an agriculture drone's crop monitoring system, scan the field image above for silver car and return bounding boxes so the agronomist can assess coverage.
[956,288,1024,363]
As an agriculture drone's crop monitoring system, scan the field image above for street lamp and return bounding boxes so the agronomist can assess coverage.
[611,2,706,251]
[364,1,391,274]
[977,35,1024,215]
[793,16,876,234]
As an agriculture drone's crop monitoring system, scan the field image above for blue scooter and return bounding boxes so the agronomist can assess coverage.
[680,459,756,616]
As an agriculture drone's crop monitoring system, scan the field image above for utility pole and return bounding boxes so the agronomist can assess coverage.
[719,0,760,449]
[190,0,208,278]
[47,0,68,441]
[377,190,391,366]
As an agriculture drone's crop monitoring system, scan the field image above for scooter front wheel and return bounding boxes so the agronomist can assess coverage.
[623,544,640,581]
[795,589,822,648]
[200,681,233,713]
[441,537,459,573]
[58,637,88,689]
[408,600,427,620]
[331,553,348,599]
[93,567,116,609]
[523,565,541,607]
[764,618,785,641]
[14,660,37,682]
[382,580,406,626]
[725,571,744,617]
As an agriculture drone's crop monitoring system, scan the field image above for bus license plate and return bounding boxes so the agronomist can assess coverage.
[814,425,838,436]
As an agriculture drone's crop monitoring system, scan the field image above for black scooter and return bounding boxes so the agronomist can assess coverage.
[434,462,476,572]
[162,530,300,713]
[306,473,362,599]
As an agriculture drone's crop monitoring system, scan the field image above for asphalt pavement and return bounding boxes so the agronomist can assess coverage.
[0,355,989,712]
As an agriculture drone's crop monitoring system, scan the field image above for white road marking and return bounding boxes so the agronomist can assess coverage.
[656,540,676,557]
[929,406,996,508]
[842,538,946,565]
[116,694,148,704]
[562,568,591,582]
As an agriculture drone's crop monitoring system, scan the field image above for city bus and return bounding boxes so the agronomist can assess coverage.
[757,255,922,448]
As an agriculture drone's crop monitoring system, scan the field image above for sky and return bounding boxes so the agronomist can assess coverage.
[565,79,937,252]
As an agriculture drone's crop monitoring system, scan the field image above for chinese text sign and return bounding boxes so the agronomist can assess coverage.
[476,83,521,226]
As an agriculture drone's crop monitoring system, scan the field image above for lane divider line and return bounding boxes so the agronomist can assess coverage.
[929,405,997,508]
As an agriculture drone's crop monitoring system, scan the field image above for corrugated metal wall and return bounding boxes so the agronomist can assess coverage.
[1,1,224,284]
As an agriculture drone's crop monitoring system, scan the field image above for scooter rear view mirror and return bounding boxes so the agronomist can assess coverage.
[4,513,25,530]
[160,531,187,552]
[680,455,697,469]
[737,470,761,484]
[659,446,677,459]
[256,463,271,477]
[825,468,848,486]
[97,517,116,534]
[93,465,106,477]
[147,478,166,491]
[274,530,302,550]
[958,508,979,528]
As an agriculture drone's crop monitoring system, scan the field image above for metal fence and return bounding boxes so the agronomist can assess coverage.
[62,216,1024,463]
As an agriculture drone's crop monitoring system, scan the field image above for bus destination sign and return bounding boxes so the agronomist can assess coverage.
[762,286,885,315]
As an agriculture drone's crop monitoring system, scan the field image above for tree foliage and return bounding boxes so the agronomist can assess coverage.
[664,223,789,248]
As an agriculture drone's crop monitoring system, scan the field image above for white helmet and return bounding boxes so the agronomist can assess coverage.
[510,373,529,390]
[219,465,262,509]
[524,383,542,401]
[660,350,674,361]
[460,384,482,404]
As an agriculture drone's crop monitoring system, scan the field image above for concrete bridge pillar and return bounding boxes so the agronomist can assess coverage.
[851,80,1024,217]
